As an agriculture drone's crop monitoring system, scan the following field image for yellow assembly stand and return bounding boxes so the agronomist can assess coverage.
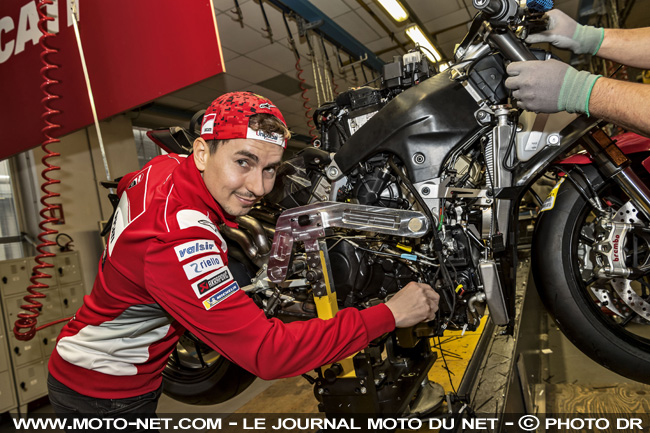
[308,242,357,378]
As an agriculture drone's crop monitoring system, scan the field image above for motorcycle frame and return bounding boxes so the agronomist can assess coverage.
[497,114,650,330]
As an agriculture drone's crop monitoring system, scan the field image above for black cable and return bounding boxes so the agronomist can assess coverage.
[572,164,599,201]
[444,125,491,172]
[503,121,518,171]
[562,169,597,206]
[527,187,543,207]
[437,335,459,395]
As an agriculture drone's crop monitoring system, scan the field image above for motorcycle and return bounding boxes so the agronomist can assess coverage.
[146,0,650,413]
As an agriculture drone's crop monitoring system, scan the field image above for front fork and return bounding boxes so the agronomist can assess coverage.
[581,128,650,221]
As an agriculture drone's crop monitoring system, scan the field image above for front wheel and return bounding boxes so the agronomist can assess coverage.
[532,164,650,383]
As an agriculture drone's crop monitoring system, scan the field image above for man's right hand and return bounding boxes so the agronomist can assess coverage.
[385,281,440,328]
[526,9,604,55]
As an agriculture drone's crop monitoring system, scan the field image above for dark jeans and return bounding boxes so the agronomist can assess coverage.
[47,374,162,432]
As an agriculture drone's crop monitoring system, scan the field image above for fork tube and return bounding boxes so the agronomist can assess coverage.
[581,128,650,220]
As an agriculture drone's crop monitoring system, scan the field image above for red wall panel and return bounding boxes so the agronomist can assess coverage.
[0,0,224,160]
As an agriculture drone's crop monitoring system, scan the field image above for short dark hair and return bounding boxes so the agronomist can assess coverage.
[207,113,291,154]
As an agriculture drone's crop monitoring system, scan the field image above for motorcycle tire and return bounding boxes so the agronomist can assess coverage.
[532,164,650,383]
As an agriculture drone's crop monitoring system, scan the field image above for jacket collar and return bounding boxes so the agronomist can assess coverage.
[173,154,239,228]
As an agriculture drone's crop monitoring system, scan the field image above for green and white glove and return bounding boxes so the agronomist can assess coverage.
[526,9,605,55]
[505,59,602,115]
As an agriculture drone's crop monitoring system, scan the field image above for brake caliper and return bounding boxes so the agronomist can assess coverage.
[593,217,633,278]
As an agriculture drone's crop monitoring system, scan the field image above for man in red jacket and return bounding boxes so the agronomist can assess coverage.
[47,91,439,417]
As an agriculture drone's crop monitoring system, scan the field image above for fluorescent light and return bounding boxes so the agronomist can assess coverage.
[376,0,409,22]
[406,25,441,62]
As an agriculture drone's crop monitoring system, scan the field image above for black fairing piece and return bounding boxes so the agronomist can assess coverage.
[146,127,197,155]
[334,70,480,183]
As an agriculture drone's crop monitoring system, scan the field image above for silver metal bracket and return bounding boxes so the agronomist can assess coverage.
[267,202,430,283]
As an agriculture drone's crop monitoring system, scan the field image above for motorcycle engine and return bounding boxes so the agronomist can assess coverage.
[316,50,433,152]
[327,238,416,307]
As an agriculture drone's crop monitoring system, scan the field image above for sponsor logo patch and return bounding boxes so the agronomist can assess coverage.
[191,268,233,298]
[198,219,218,233]
[176,210,228,252]
[174,240,217,262]
[201,113,217,135]
[246,126,284,147]
[182,254,224,280]
[202,282,240,310]
[128,173,144,189]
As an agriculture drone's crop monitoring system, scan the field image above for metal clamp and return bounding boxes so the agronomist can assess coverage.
[267,202,430,283]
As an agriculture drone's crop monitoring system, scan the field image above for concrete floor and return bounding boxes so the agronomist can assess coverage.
[3,280,650,429]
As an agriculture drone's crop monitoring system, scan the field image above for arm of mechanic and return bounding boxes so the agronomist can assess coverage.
[506,59,650,137]
[526,9,650,68]
[597,27,650,69]
[144,229,438,380]
[589,77,650,136]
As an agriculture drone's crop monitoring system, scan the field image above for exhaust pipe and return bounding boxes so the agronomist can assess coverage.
[236,215,271,255]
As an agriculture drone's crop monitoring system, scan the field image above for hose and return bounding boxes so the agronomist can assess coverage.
[296,59,318,144]
[283,12,317,144]
[14,0,70,341]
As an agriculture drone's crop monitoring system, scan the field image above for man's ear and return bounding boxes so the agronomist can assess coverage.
[193,137,208,172]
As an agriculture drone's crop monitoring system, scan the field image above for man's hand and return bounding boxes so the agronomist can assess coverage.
[526,9,604,55]
[385,281,439,328]
[506,59,601,115]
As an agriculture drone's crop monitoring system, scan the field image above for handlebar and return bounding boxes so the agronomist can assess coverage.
[488,30,538,62]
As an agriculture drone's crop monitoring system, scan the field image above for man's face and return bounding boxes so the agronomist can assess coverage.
[194,137,283,216]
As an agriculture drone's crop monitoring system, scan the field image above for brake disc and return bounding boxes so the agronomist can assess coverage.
[590,286,624,317]
[610,279,650,322]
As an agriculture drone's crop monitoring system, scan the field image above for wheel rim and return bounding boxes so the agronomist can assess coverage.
[571,182,650,346]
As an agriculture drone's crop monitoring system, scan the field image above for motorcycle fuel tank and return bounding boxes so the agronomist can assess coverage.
[334,70,481,183]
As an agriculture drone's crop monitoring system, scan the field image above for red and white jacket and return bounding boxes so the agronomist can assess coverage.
[49,154,395,398]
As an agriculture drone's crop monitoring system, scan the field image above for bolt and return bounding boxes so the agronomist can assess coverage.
[327,167,340,178]
[360,387,367,394]
[421,187,430,196]
[413,153,426,165]
[547,134,560,146]
[317,388,324,395]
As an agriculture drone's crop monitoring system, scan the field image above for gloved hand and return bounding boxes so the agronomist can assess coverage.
[526,9,604,55]
[505,59,601,115]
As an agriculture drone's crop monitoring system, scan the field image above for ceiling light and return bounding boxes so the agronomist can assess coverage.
[405,25,441,62]
[376,0,409,22]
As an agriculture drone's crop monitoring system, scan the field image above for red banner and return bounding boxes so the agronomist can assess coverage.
[0,0,224,161]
